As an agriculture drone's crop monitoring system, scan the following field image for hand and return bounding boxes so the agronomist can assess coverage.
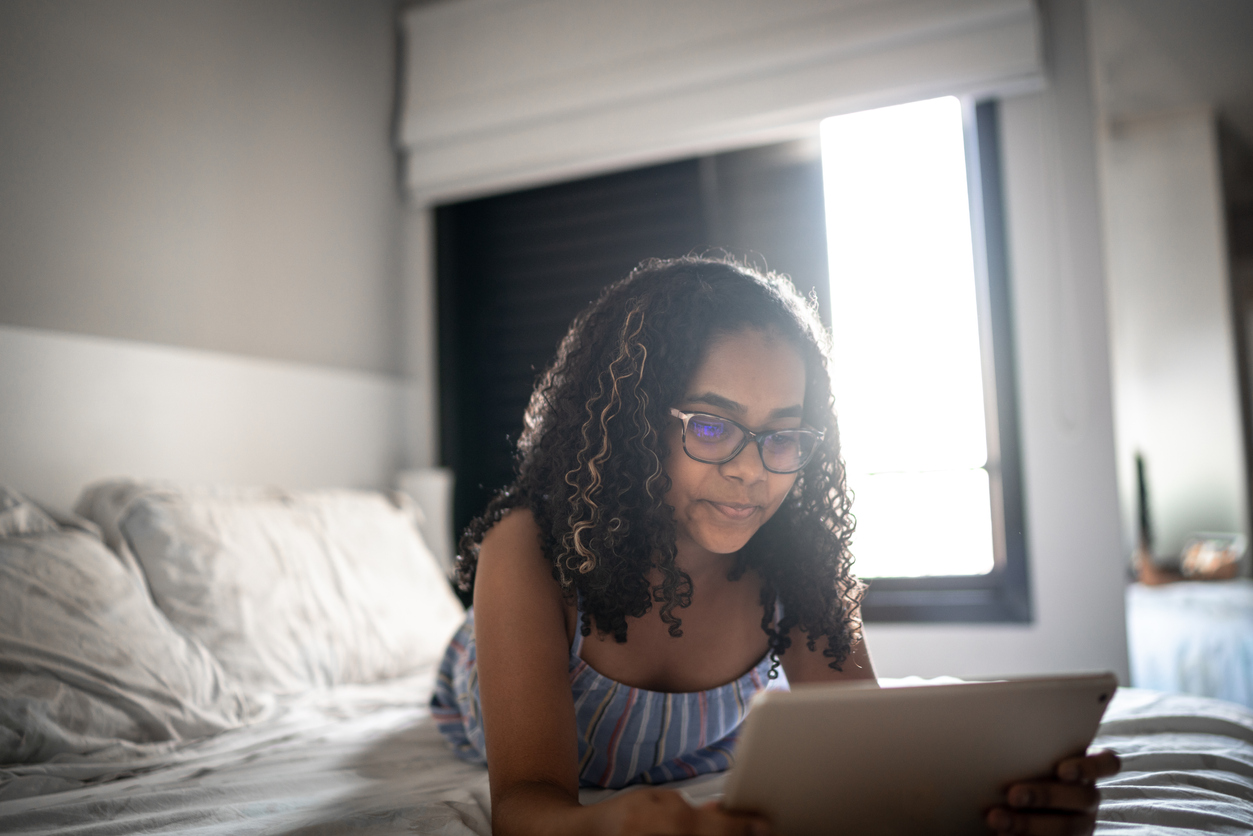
[986,749,1120,835]
[591,789,772,836]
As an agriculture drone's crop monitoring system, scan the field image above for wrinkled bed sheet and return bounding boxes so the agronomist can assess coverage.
[0,674,1250,835]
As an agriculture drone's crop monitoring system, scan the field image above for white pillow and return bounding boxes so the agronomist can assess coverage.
[74,479,283,582]
[73,478,169,580]
[0,490,258,765]
[118,488,466,694]
[0,487,59,538]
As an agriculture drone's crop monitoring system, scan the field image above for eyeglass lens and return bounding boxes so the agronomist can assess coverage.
[685,414,817,472]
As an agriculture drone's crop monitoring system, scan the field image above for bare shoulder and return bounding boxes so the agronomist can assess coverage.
[779,605,878,685]
[474,507,564,610]
[477,507,546,573]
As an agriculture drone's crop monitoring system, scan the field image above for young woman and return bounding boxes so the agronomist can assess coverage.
[432,257,1118,836]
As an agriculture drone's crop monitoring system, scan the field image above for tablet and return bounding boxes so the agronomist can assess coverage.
[722,672,1117,836]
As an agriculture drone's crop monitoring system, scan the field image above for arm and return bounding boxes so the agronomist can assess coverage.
[471,508,582,835]
[778,608,877,686]
[473,510,772,836]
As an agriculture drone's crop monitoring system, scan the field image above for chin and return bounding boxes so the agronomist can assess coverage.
[688,526,758,556]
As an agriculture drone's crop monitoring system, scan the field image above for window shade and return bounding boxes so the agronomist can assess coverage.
[399,0,1043,203]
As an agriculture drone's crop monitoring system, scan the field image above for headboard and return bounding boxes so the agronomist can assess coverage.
[0,324,403,512]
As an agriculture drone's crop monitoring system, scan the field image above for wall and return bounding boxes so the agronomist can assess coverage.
[1086,0,1253,559]
[1086,0,1253,149]
[0,0,409,508]
[1099,110,1246,556]
[0,0,403,374]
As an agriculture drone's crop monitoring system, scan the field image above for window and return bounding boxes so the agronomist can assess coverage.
[435,100,1027,622]
[821,98,1030,622]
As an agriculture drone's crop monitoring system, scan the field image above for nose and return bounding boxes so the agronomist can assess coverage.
[719,437,768,482]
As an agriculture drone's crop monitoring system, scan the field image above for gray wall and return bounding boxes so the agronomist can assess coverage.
[0,0,403,374]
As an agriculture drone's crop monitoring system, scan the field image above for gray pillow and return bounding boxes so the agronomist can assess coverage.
[0,489,258,765]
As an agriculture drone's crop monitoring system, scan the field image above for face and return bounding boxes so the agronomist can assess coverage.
[663,327,808,562]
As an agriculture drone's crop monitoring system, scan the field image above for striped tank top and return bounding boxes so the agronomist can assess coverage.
[430,604,787,789]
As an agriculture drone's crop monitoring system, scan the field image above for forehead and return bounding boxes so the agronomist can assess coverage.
[685,328,806,410]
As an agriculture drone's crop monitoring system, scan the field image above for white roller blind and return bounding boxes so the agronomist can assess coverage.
[399,0,1043,203]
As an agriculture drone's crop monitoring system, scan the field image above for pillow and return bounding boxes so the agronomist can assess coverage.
[0,489,258,765]
[73,478,165,579]
[0,487,59,538]
[74,479,283,582]
[118,488,466,694]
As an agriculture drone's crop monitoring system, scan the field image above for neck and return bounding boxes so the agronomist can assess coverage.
[669,538,738,585]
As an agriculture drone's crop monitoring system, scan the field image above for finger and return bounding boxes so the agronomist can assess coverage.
[1056,749,1121,783]
[987,808,1097,836]
[1006,780,1100,813]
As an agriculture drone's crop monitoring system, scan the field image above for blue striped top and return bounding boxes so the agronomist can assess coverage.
[430,605,787,789]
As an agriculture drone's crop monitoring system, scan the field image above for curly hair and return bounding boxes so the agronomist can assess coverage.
[456,256,864,673]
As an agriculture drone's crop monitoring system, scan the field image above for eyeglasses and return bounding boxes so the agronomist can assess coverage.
[669,408,824,474]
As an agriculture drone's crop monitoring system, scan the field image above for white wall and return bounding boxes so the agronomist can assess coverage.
[866,0,1129,680]
[1085,0,1253,558]
[0,0,403,374]
[0,1,413,504]
[1099,110,1246,556]
[399,0,1130,680]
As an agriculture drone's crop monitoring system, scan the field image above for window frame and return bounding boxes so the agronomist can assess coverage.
[858,99,1031,624]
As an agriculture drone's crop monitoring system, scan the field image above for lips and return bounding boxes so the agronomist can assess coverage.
[706,501,760,521]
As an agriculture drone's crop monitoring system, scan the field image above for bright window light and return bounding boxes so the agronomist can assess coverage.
[821,96,995,578]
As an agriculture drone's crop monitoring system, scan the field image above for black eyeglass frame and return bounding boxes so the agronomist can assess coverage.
[668,408,825,474]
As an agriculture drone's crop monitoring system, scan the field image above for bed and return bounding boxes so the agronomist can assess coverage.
[2,482,1252,835]
[1126,579,1253,710]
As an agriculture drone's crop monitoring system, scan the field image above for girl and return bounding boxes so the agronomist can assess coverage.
[432,257,1117,835]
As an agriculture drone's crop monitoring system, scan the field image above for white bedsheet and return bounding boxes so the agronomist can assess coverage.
[1,674,1250,835]
[1091,688,1253,834]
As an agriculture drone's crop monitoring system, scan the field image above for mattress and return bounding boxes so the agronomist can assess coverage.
[1,673,1250,835]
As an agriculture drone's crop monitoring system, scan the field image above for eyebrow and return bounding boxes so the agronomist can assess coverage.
[684,392,804,420]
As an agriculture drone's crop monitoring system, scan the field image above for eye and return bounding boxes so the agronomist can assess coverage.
[690,415,730,440]
[762,432,800,453]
